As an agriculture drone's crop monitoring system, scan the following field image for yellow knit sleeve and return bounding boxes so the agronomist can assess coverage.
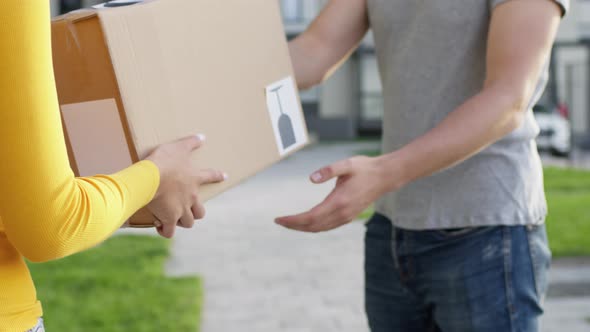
[0,1,160,263]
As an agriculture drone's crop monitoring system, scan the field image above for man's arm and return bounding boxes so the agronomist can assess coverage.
[289,0,369,90]
[277,0,562,232]
[377,0,562,188]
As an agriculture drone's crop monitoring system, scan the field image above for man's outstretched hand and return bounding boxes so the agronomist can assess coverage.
[275,156,401,233]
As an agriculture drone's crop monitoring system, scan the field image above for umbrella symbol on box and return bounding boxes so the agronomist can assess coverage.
[270,85,296,150]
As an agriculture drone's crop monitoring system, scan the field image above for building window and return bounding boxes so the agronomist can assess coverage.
[281,0,304,23]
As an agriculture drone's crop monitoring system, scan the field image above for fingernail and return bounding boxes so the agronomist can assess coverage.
[223,172,229,180]
[196,134,206,142]
[311,172,322,182]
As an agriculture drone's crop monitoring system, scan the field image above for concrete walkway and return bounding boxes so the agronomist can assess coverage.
[157,142,590,332]
[543,258,590,331]
[165,143,373,332]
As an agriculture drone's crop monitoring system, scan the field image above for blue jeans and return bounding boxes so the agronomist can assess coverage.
[365,213,551,332]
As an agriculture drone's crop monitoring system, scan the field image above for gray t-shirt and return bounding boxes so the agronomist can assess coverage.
[368,0,569,229]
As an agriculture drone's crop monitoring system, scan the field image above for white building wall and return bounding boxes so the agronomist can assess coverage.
[556,0,580,41]
[556,48,589,133]
[553,0,590,135]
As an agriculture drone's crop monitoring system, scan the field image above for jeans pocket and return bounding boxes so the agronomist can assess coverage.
[526,224,552,303]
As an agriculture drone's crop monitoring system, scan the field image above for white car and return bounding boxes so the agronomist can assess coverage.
[533,104,572,157]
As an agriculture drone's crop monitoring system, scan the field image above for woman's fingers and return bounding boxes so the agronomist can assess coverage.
[178,209,196,229]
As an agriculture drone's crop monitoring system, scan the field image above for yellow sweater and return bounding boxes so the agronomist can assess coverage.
[0,2,160,331]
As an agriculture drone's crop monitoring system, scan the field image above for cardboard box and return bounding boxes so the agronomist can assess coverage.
[51,0,309,227]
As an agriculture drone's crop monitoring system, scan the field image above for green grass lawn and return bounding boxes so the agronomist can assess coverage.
[28,235,202,332]
[356,148,590,257]
[544,167,590,257]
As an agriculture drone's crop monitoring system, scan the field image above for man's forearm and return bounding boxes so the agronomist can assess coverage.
[376,86,527,192]
[289,35,327,90]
